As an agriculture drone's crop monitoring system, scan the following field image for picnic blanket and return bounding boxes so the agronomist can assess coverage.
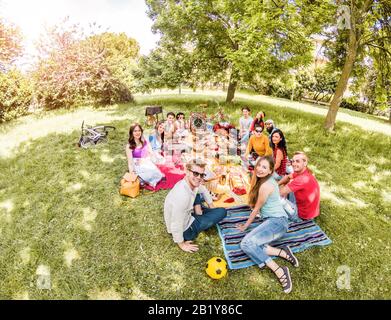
[217,205,332,270]
[144,163,185,191]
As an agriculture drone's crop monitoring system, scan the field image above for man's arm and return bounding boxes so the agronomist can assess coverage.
[169,194,200,253]
[279,174,293,198]
[199,185,214,208]
[169,202,188,245]
[278,174,291,186]
[279,184,292,198]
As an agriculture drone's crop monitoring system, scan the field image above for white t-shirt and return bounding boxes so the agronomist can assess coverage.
[164,179,213,243]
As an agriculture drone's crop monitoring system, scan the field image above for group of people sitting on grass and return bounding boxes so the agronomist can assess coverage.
[125,106,320,294]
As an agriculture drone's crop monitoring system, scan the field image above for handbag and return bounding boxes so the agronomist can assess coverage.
[120,172,140,198]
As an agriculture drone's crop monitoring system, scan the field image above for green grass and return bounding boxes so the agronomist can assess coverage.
[0,93,390,299]
[235,88,390,124]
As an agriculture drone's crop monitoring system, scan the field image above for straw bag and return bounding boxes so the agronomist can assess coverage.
[120,172,140,198]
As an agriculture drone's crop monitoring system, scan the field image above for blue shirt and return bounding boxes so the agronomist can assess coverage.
[149,133,163,152]
[261,177,288,219]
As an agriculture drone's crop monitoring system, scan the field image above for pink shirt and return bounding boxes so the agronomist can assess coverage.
[132,141,149,158]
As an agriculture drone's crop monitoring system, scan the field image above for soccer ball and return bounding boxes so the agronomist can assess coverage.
[205,257,228,279]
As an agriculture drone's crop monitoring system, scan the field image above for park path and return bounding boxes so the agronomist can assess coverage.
[142,89,391,137]
[1,90,390,159]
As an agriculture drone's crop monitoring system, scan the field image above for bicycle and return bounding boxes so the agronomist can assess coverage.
[78,121,116,148]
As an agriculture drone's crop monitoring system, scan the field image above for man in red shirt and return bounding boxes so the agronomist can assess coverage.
[279,151,320,221]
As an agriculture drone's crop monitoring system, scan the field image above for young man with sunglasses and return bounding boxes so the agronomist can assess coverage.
[164,159,227,253]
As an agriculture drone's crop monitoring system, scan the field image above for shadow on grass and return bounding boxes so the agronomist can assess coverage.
[0,98,390,299]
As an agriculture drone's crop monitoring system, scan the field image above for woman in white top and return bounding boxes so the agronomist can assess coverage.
[239,106,253,146]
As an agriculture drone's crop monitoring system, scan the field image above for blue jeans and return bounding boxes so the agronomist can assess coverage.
[240,217,289,267]
[183,194,227,241]
[287,192,303,223]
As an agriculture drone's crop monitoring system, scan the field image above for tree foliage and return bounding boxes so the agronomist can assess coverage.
[0,18,22,72]
[33,19,139,110]
[145,0,316,102]
[0,68,33,122]
[0,18,31,122]
[133,46,194,92]
[323,0,391,128]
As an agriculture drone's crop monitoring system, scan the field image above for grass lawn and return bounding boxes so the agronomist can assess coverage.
[0,93,390,300]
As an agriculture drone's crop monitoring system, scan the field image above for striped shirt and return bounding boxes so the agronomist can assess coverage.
[273,147,287,176]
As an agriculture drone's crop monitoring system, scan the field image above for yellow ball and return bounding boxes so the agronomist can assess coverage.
[205,257,228,279]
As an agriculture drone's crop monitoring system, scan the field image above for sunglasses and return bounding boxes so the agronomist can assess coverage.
[255,130,263,133]
[190,170,207,179]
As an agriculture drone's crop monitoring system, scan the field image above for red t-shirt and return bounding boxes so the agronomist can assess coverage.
[288,169,320,220]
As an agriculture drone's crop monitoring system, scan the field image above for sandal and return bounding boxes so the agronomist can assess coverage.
[278,246,299,268]
[273,266,292,294]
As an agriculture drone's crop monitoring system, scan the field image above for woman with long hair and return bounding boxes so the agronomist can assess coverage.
[271,129,288,179]
[249,111,265,133]
[238,156,299,294]
[149,121,165,154]
[125,123,164,188]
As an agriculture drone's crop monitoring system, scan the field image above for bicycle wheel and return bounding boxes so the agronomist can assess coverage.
[96,136,108,145]
[79,136,95,149]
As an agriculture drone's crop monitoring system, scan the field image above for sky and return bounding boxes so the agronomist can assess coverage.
[1,0,160,68]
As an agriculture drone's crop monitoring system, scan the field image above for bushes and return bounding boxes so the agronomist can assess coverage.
[31,22,138,111]
[0,29,138,122]
[33,58,134,110]
[0,69,33,122]
[340,98,369,113]
[33,32,136,110]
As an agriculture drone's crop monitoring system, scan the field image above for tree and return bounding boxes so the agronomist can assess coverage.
[133,45,195,93]
[324,0,391,130]
[0,18,22,72]
[145,0,315,102]
[0,18,31,122]
[87,32,140,90]
[33,19,138,109]
[0,68,33,122]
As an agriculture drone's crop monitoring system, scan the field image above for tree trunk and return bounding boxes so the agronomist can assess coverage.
[325,21,359,131]
[179,83,182,95]
[226,81,237,103]
[226,70,238,103]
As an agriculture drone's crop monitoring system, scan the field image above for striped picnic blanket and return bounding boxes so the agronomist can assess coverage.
[217,205,332,270]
